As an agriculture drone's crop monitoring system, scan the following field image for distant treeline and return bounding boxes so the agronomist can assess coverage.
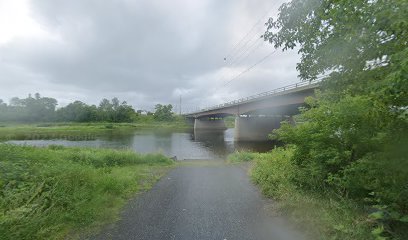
[0,93,174,122]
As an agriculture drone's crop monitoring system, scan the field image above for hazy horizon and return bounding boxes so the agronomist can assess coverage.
[0,0,299,112]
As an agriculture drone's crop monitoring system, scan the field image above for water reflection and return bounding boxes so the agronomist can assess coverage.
[8,128,276,160]
[192,129,230,158]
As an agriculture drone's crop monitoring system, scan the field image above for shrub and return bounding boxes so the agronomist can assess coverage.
[227,151,257,163]
[270,94,408,238]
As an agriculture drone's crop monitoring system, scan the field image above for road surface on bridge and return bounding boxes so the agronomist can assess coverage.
[90,161,306,240]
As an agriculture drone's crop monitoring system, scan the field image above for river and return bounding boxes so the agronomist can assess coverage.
[8,128,274,160]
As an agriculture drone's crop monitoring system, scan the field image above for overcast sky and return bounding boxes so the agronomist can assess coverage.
[0,0,299,112]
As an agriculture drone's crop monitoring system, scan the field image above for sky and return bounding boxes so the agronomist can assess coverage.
[0,0,299,112]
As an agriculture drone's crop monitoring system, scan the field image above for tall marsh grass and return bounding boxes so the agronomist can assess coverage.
[0,144,173,239]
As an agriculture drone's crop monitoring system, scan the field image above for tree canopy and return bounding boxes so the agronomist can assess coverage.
[264,0,407,238]
[153,104,174,121]
[0,95,136,123]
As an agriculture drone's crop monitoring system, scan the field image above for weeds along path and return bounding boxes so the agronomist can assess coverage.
[91,160,306,240]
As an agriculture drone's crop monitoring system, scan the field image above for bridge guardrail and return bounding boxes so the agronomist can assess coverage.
[186,79,321,115]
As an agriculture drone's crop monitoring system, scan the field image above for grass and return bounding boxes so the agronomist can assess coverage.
[228,147,375,240]
[0,121,190,141]
[0,144,174,240]
[227,151,257,163]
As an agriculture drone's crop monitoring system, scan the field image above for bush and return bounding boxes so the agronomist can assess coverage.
[227,151,257,163]
[270,94,408,239]
[251,147,296,198]
[249,147,374,239]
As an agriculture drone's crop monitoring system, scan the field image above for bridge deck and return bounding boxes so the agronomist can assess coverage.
[185,80,320,117]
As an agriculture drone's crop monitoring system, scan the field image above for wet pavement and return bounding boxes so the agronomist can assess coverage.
[90,161,306,240]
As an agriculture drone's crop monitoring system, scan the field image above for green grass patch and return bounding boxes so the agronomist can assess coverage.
[0,121,190,141]
[0,144,174,239]
[227,151,257,163]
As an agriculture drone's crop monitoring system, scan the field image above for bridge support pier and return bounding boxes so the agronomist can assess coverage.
[194,118,227,131]
[234,116,283,141]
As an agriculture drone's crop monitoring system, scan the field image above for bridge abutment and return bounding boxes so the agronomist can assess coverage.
[234,116,283,141]
[194,118,227,131]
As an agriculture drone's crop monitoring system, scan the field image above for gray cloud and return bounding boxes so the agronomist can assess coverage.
[0,0,299,112]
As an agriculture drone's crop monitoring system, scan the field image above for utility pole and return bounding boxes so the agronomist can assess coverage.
[179,95,182,115]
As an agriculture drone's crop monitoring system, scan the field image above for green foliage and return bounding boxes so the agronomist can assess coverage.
[227,151,257,163]
[0,121,190,142]
[153,104,174,121]
[0,144,173,239]
[0,95,136,123]
[96,98,135,122]
[0,93,185,125]
[264,0,408,84]
[249,148,373,239]
[0,94,57,122]
[251,147,296,198]
[56,101,98,122]
[262,0,408,238]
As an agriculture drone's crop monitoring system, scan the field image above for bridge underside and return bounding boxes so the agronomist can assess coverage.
[234,115,288,141]
[186,86,315,141]
[193,118,227,131]
[188,103,301,141]
[191,103,302,119]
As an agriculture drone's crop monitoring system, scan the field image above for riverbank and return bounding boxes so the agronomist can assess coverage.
[228,149,379,240]
[0,121,190,141]
[0,144,174,240]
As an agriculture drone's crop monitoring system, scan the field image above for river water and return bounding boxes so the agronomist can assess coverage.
[8,128,274,160]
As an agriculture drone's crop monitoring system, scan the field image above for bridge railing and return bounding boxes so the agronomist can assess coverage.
[186,79,321,115]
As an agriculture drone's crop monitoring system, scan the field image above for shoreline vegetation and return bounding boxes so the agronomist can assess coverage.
[0,144,174,240]
[244,0,408,239]
[228,150,373,239]
[228,147,407,240]
[0,93,190,142]
[0,120,189,142]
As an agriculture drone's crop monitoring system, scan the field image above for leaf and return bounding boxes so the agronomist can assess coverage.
[399,215,408,223]
[369,211,384,220]
[371,225,384,236]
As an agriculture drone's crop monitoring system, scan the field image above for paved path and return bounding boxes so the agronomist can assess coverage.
[90,161,305,240]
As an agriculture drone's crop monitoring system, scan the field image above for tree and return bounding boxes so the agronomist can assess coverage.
[98,98,113,121]
[153,104,174,121]
[96,98,135,122]
[264,0,408,237]
[56,101,97,122]
[0,94,135,123]
[9,97,22,107]
[111,97,120,110]
[115,101,135,122]
[264,0,406,75]
[0,99,6,115]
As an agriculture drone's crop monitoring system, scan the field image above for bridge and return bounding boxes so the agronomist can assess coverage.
[185,80,320,141]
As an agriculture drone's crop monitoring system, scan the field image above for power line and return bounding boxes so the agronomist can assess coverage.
[217,31,265,86]
[215,3,280,89]
[217,38,264,87]
[227,37,263,67]
[221,49,278,88]
[224,23,260,62]
[226,29,263,64]
[224,3,277,61]
[196,2,281,109]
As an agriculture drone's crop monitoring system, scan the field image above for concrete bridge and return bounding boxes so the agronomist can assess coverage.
[185,80,320,141]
